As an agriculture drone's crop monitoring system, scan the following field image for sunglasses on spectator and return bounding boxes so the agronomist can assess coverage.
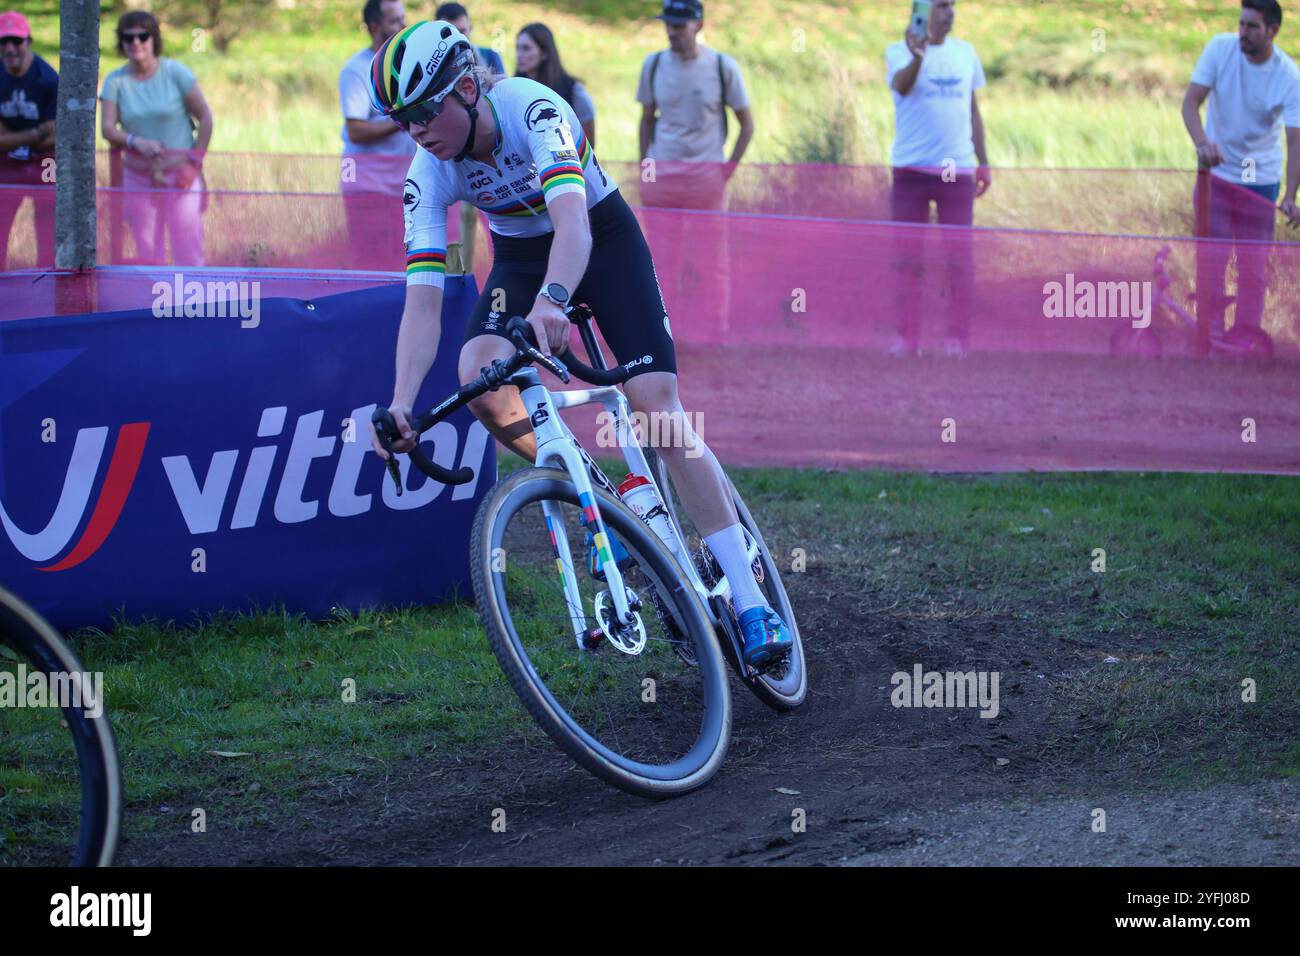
[0,36,28,48]
[120,32,151,44]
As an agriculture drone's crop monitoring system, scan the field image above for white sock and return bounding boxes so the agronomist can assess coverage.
[704,523,767,615]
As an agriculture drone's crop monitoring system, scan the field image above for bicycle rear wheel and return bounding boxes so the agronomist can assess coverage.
[645,449,808,711]
[0,587,122,866]
[471,467,731,798]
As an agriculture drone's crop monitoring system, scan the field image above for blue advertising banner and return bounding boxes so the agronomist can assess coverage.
[0,273,494,631]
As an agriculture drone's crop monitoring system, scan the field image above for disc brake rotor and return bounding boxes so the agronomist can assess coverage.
[593,587,646,655]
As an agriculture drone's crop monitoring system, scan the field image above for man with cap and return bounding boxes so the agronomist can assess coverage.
[0,10,57,269]
[636,0,754,330]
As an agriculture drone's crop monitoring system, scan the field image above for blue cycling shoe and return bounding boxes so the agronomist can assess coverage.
[738,605,794,670]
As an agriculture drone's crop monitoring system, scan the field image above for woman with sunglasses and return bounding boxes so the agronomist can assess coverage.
[368,21,795,672]
[99,11,213,265]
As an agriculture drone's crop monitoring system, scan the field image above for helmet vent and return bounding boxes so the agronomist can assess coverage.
[404,62,424,98]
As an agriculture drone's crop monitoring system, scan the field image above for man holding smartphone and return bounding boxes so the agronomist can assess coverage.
[885,0,990,357]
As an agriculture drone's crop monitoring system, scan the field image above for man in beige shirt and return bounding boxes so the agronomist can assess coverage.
[636,0,754,329]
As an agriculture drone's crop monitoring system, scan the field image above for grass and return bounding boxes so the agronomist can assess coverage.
[11,0,1244,167]
[3,463,1298,861]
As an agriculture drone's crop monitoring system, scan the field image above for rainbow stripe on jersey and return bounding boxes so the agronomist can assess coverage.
[406,248,446,277]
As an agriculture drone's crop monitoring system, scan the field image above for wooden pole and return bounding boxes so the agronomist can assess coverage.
[54,0,100,273]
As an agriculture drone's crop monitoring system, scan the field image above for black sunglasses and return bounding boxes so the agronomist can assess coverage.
[392,97,448,130]
[119,31,151,44]
[0,36,28,48]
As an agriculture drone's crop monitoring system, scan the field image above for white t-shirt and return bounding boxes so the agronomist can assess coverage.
[885,37,986,170]
[1191,33,1300,186]
[636,46,750,163]
[338,47,417,157]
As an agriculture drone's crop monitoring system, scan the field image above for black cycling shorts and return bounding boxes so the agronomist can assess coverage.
[463,189,678,378]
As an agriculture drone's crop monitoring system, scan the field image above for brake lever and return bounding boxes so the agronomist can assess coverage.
[510,328,570,384]
[384,457,403,496]
[531,346,570,383]
[370,408,407,497]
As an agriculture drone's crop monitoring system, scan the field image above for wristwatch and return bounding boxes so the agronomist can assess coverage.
[538,283,570,308]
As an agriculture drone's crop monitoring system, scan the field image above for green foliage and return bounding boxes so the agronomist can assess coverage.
[778,66,865,165]
[156,0,278,55]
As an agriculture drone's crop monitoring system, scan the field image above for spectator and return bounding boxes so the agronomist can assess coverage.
[1182,0,1300,340]
[636,0,754,328]
[99,11,213,266]
[340,0,414,160]
[516,23,596,147]
[436,3,505,78]
[435,2,504,271]
[0,10,55,269]
[885,0,990,357]
[340,0,414,267]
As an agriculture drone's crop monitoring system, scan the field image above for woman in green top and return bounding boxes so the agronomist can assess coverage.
[99,11,213,265]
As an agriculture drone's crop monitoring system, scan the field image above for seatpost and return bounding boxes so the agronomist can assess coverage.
[568,306,609,372]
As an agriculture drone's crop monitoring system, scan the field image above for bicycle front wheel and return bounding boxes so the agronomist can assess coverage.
[0,587,122,866]
[471,467,731,798]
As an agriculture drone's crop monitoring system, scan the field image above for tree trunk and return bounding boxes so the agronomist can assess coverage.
[55,0,100,270]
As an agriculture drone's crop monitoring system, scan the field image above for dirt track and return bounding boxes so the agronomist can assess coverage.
[117,559,1298,867]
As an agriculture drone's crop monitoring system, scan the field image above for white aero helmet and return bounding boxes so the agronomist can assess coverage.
[369,19,478,117]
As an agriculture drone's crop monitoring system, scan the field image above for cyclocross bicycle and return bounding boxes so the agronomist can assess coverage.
[373,307,806,797]
[0,586,122,866]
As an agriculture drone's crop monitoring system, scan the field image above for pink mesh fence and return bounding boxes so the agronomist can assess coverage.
[2,152,1297,473]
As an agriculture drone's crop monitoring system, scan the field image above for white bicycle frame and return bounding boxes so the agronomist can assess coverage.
[511,366,758,651]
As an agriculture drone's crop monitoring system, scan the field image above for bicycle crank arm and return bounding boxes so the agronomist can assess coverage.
[708,595,748,676]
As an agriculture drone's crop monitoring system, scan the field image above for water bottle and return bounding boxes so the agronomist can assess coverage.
[617,473,680,557]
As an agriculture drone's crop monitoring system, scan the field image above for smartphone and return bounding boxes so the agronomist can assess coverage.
[908,0,931,38]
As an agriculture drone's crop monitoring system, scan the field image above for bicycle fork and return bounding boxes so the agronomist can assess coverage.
[515,372,638,651]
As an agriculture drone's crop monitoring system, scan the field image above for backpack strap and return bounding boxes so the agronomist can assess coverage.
[648,50,664,112]
[647,50,664,147]
[717,51,729,145]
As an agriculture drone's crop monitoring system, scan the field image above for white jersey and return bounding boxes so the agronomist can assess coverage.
[402,76,618,287]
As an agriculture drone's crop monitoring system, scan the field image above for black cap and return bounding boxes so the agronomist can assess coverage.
[657,0,703,23]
